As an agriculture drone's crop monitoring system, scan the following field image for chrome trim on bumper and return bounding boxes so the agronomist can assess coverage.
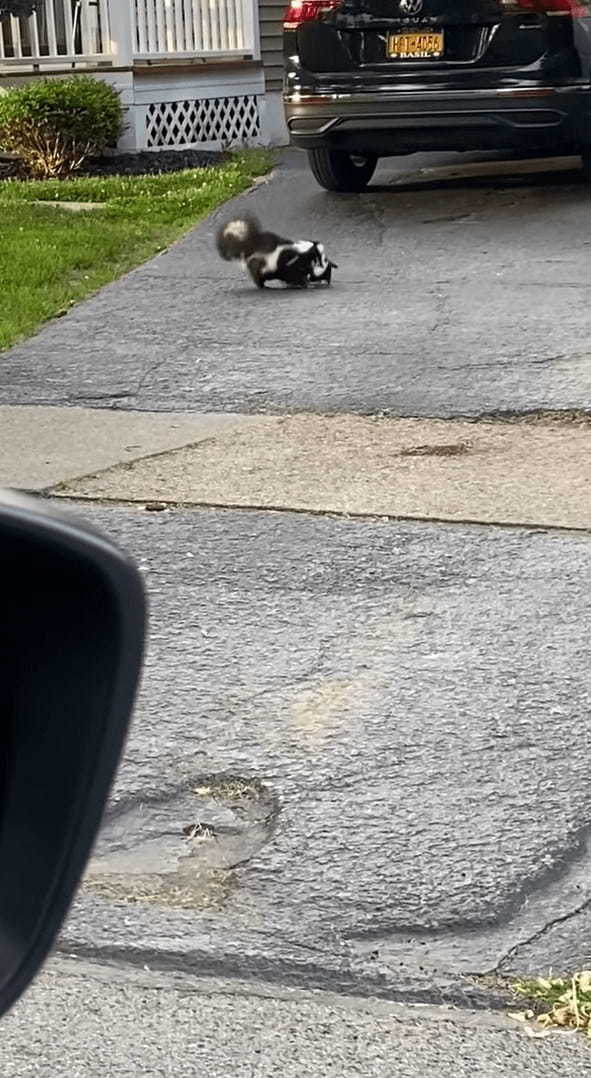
[284,86,591,105]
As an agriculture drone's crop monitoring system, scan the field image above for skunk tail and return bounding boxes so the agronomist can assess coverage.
[216,215,263,262]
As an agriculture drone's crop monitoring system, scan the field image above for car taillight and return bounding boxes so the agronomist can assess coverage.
[283,0,341,28]
[505,0,587,13]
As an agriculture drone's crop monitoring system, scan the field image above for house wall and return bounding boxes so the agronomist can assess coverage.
[258,0,288,145]
[0,61,288,150]
[130,64,266,152]
[0,0,289,151]
[0,0,288,148]
[259,0,283,93]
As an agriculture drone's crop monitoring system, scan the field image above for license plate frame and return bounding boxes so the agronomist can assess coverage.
[387,30,444,60]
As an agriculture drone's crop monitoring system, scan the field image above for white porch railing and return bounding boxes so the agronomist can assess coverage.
[134,0,254,58]
[0,0,112,65]
[0,0,258,69]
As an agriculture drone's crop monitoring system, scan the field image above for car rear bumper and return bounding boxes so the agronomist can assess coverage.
[284,86,591,153]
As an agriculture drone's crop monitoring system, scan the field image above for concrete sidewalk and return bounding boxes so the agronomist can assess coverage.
[4,404,591,530]
[0,405,250,490]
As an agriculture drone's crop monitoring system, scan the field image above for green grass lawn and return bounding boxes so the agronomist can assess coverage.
[0,149,273,351]
[512,971,591,1037]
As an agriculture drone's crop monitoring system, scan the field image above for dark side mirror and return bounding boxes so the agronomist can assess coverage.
[0,490,145,1017]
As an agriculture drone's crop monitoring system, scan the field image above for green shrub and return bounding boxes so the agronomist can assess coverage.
[0,76,123,178]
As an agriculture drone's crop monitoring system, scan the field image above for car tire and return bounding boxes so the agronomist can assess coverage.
[581,146,591,182]
[307,148,378,192]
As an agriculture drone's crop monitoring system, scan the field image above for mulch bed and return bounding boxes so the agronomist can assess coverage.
[81,148,225,175]
[0,147,226,180]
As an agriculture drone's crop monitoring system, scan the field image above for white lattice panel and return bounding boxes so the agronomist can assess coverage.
[146,95,260,148]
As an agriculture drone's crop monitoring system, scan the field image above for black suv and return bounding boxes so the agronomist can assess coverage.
[283,0,591,190]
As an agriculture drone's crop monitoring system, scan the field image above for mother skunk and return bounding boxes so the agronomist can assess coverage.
[216,214,337,289]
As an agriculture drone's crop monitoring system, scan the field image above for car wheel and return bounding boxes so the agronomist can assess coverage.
[307,148,378,192]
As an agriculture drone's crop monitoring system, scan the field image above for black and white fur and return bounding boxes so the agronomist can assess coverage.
[216,215,337,289]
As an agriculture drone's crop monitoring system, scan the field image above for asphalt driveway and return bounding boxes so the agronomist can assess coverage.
[3,150,591,416]
[4,148,591,1029]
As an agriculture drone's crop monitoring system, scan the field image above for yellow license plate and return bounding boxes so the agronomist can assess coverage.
[387,31,444,59]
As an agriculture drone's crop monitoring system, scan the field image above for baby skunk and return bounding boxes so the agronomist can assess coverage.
[216,215,337,289]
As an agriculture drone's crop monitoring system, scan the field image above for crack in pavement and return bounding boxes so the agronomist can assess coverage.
[494,893,591,976]
[440,356,572,373]
[45,493,591,536]
[134,358,168,397]
[65,393,136,405]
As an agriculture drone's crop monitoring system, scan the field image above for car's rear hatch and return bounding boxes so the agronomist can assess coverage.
[287,0,586,90]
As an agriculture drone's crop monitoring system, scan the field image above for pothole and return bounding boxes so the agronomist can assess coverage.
[84,772,279,910]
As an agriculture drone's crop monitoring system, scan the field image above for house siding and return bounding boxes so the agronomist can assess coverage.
[259,0,284,92]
